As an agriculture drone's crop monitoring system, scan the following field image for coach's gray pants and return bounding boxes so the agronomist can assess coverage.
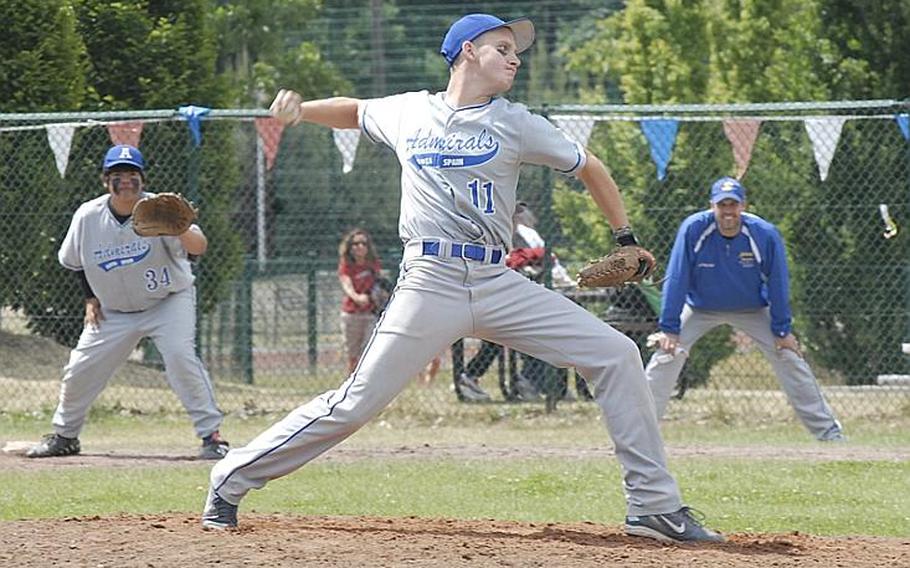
[644,306,842,440]
[52,287,222,439]
[212,249,683,516]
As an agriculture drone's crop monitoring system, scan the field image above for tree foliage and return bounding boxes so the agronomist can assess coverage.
[559,0,910,384]
[0,0,90,111]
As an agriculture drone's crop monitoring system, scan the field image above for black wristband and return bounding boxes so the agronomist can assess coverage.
[76,270,96,300]
[613,226,638,247]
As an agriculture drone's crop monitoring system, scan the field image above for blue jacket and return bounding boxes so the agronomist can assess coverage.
[659,210,792,337]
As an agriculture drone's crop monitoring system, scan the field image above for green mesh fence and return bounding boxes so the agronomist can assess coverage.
[1,100,908,424]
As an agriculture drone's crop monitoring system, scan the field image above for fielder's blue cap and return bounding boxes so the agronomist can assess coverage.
[710,176,746,203]
[440,14,535,66]
[103,144,145,171]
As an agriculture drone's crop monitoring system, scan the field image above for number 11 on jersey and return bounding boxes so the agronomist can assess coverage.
[468,179,495,214]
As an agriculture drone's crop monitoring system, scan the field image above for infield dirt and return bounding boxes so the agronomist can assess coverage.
[2,513,908,567]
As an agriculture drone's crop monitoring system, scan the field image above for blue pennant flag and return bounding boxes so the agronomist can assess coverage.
[640,119,679,181]
[177,105,211,146]
[897,114,910,142]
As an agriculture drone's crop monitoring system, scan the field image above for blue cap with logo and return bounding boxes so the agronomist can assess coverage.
[103,144,145,172]
[710,176,746,203]
[440,14,535,66]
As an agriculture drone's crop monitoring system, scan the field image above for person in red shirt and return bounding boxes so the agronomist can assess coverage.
[337,228,382,373]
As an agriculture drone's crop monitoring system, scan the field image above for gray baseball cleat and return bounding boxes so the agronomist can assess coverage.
[201,487,238,529]
[456,373,492,402]
[199,431,230,460]
[26,433,81,458]
[513,373,541,401]
[625,506,724,543]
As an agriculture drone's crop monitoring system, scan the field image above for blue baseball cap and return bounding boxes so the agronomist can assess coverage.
[440,14,535,66]
[103,144,145,172]
[710,176,746,203]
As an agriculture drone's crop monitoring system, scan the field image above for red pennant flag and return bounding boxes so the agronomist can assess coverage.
[107,121,144,147]
[255,117,285,170]
[722,119,761,179]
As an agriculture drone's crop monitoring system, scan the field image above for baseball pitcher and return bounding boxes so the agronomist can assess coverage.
[203,14,723,543]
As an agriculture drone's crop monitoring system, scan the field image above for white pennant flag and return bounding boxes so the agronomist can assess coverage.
[332,128,361,174]
[46,124,76,178]
[552,115,595,147]
[804,117,846,181]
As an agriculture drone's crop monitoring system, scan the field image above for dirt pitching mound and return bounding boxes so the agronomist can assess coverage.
[2,514,907,567]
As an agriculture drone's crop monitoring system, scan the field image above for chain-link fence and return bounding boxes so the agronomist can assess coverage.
[1,100,908,425]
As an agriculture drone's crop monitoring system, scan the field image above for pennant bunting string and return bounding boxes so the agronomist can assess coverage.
[254,117,285,171]
[332,128,361,174]
[640,119,679,181]
[804,117,846,181]
[722,119,761,179]
[45,124,76,178]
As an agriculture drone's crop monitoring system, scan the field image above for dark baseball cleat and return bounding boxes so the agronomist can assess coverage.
[26,433,81,458]
[513,373,541,401]
[625,506,724,543]
[202,487,238,529]
[456,372,492,403]
[199,431,230,460]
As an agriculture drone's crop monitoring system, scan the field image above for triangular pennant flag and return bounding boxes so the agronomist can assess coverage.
[552,115,595,147]
[107,121,144,147]
[254,117,285,170]
[45,124,76,178]
[177,105,211,146]
[805,117,846,181]
[640,119,679,181]
[722,119,761,179]
[332,128,361,174]
[897,114,910,141]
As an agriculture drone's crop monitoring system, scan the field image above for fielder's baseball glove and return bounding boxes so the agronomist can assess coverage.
[370,277,393,315]
[132,192,197,237]
[576,245,656,288]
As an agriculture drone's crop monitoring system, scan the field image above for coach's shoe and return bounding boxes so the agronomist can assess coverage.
[456,373,492,403]
[819,423,846,442]
[199,431,230,460]
[513,374,541,402]
[25,433,81,458]
[202,487,238,529]
[625,506,724,543]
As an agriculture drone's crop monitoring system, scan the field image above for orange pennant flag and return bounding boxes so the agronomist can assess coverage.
[255,117,285,171]
[107,121,144,148]
[722,119,761,179]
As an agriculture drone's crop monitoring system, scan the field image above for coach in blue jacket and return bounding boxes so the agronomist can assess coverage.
[645,177,844,441]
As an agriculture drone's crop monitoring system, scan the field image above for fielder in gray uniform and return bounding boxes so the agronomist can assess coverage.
[27,144,229,460]
[644,177,844,441]
[203,13,723,543]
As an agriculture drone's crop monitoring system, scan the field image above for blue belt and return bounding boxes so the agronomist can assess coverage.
[421,240,503,264]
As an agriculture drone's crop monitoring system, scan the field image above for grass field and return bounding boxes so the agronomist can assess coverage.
[2,411,908,538]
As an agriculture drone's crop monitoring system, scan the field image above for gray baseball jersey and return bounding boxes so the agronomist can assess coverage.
[210,92,683,518]
[58,192,194,312]
[360,91,585,249]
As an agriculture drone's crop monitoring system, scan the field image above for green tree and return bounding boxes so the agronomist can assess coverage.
[0,0,94,346]
[560,0,910,384]
[210,0,350,105]
[0,0,90,111]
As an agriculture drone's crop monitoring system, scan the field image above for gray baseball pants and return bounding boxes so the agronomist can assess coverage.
[212,242,683,516]
[51,287,222,439]
[644,305,842,439]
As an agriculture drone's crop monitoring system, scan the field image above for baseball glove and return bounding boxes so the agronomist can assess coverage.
[132,192,197,237]
[370,277,393,315]
[576,245,656,288]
